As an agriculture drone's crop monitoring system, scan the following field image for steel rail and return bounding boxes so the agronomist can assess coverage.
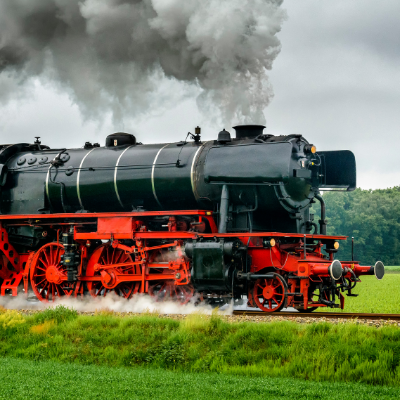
[232,310,400,321]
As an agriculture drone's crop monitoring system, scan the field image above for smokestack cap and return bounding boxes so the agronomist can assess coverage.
[106,132,136,147]
[217,128,231,144]
[233,125,266,139]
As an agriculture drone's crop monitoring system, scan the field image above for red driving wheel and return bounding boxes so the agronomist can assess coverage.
[86,244,141,298]
[253,275,287,312]
[30,242,75,302]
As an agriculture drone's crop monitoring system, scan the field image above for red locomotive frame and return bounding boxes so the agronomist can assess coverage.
[0,210,372,311]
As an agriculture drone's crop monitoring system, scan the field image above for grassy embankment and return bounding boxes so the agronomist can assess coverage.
[385,266,400,273]
[322,273,400,313]
[1,357,400,400]
[1,306,400,387]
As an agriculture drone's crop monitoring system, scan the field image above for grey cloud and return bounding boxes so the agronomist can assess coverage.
[266,0,400,188]
[278,1,400,60]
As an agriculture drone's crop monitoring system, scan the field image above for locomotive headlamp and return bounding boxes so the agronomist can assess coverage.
[263,238,276,248]
[304,144,317,154]
[325,240,340,253]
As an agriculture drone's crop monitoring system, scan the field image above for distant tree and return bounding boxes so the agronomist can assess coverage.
[312,187,400,265]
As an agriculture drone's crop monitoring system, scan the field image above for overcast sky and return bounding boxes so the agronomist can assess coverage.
[0,0,399,190]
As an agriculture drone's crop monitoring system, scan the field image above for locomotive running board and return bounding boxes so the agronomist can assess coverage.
[0,210,346,241]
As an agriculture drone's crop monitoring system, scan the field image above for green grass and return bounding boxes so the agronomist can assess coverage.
[385,266,400,273]
[321,274,400,313]
[1,306,400,386]
[1,357,400,400]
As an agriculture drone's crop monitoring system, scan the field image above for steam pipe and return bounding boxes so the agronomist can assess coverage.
[315,192,327,235]
[237,189,258,213]
[218,184,229,233]
[236,271,275,280]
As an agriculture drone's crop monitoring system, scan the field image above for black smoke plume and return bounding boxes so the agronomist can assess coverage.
[0,0,286,126]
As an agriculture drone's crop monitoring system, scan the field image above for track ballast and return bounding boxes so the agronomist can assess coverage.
[232,311,400,321]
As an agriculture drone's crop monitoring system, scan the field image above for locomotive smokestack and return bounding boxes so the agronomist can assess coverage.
[233,125,266,139]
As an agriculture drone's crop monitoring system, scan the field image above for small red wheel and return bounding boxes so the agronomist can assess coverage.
[253,275,287,312]
[86,244,141,298]
[148,281,194,304]
[30,242,74,302]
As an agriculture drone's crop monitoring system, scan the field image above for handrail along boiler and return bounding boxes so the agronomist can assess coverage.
[0,125,384,311]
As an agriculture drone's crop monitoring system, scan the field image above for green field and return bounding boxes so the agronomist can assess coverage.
[1,306,400,386]
[385,266,400,273]
[1,357,399,400]
[321,274,400,313]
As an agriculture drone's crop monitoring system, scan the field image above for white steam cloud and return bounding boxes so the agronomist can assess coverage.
[0,293,234,315]
[0,0,286,127]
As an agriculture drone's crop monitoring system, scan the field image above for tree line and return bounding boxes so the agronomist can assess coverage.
[312,187,400,266]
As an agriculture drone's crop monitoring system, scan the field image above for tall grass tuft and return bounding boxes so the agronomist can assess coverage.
[33,305,77,325]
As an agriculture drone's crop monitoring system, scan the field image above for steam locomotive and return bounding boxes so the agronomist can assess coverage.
[0,125,384,311]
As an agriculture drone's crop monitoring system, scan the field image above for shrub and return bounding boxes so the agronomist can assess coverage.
[0,310,26,329]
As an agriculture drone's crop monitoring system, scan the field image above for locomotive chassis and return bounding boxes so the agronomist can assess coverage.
[0,209,381,311]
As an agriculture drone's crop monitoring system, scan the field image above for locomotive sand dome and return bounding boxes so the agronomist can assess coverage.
[0,126,384,311]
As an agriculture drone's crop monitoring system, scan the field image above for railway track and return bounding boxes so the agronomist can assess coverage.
[232,310,400,321]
